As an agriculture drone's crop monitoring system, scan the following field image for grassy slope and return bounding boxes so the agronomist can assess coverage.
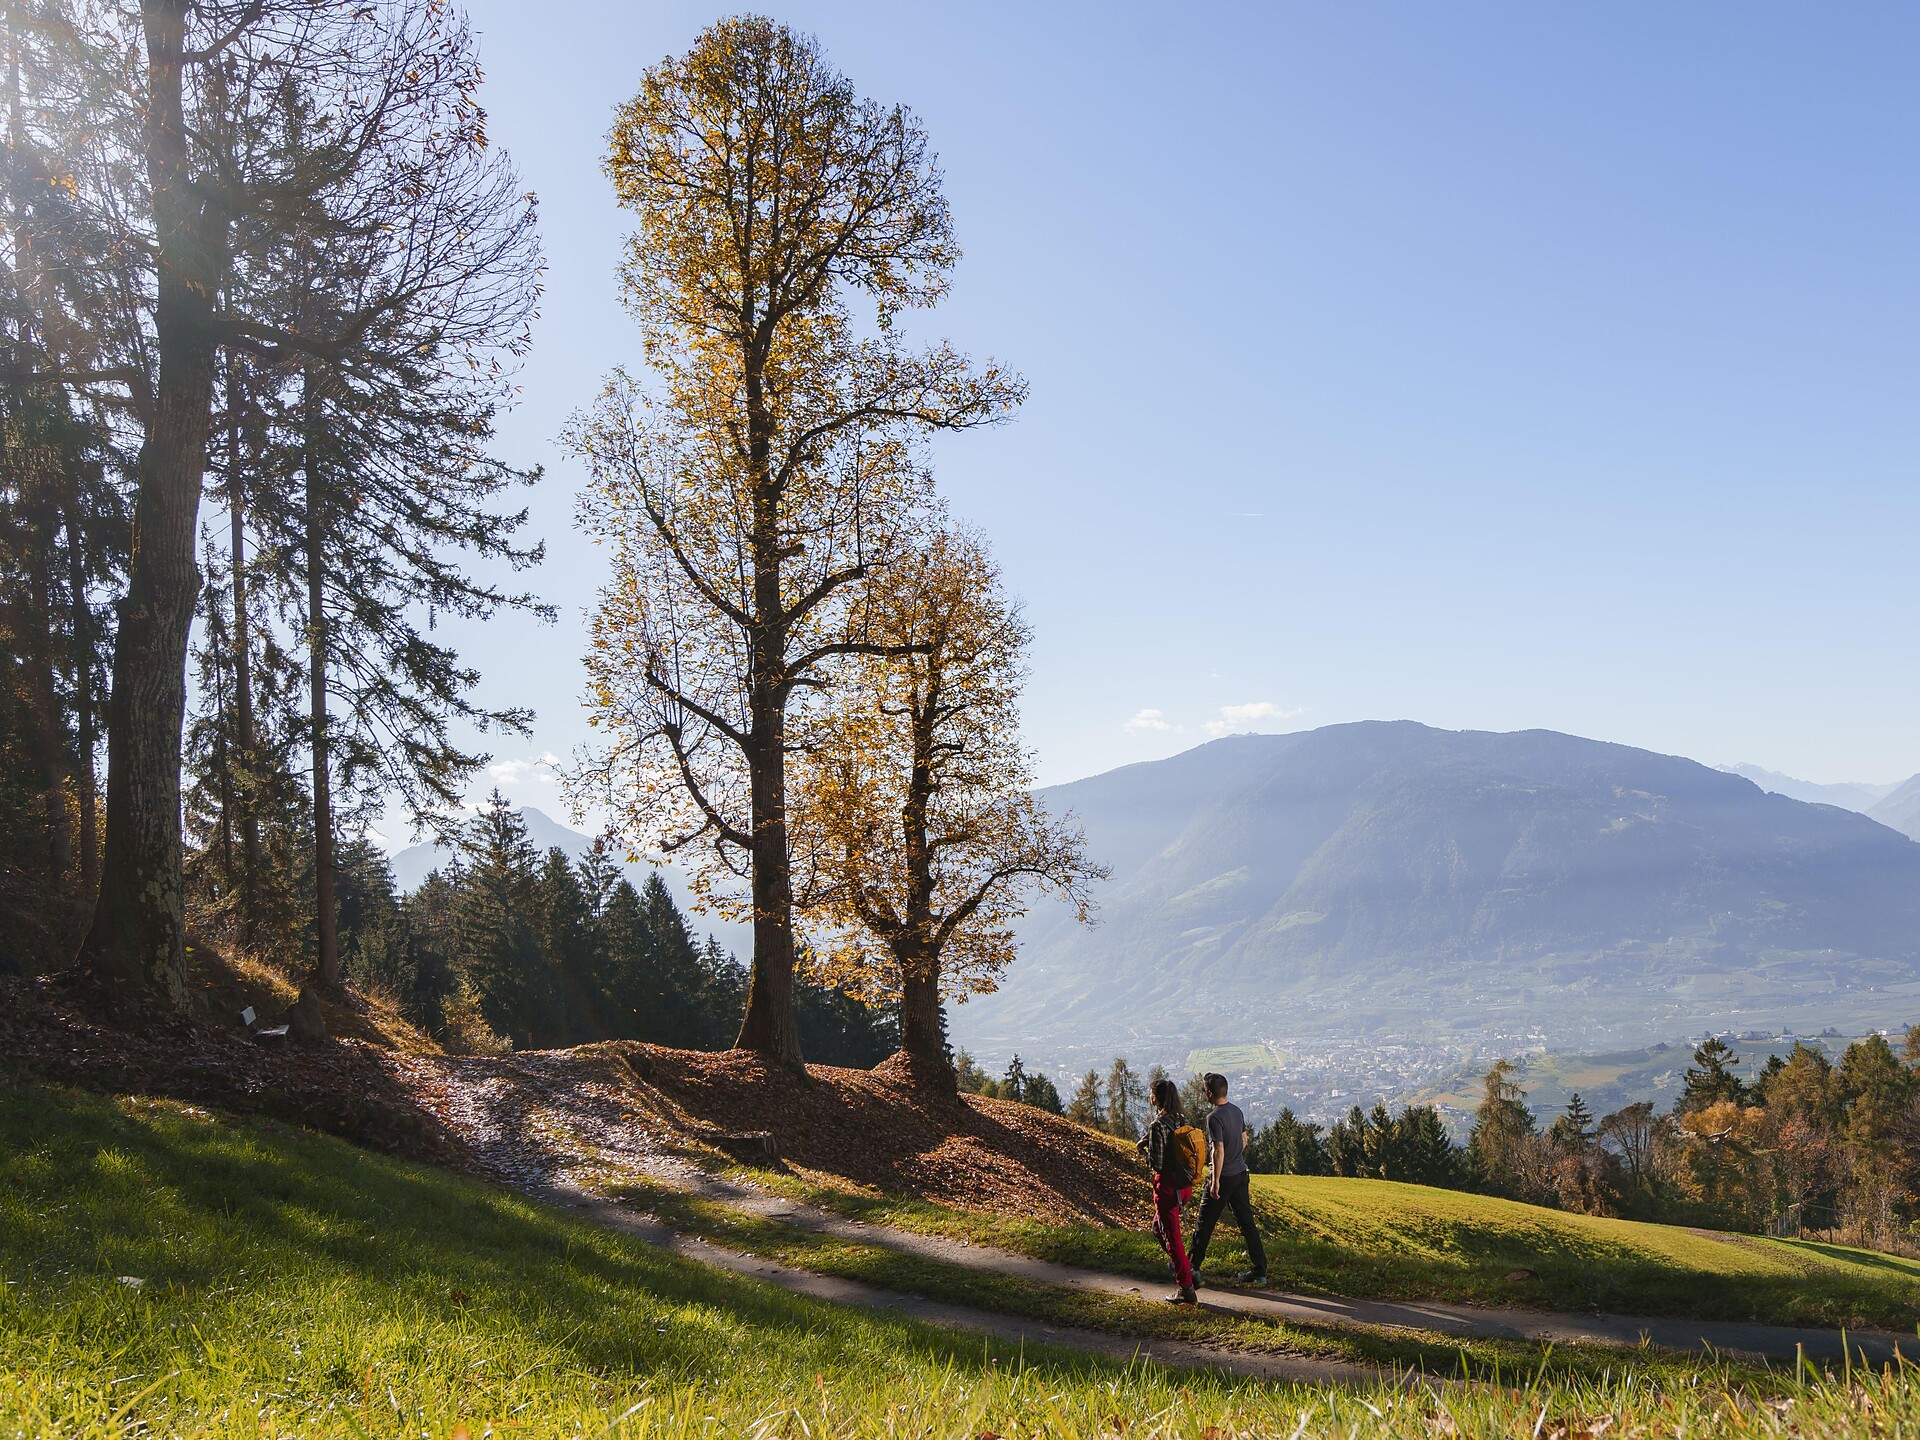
[0,1083,1257,1438]
[729,1167,1920,1331]
[5,1082,1917,1438]
[623,1182,1787,1392]
[1252,1176,1920,1327]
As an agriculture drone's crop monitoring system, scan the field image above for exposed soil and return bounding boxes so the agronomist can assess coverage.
[610,1041,1146,1225]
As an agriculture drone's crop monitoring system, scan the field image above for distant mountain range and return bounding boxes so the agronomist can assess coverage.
[388,807,750,956]
[1716,764,1900,815]
[1717,762,1920,842]
[949,723,1920,1070]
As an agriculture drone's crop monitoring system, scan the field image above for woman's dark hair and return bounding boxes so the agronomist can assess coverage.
[1152,1077,1182,1119]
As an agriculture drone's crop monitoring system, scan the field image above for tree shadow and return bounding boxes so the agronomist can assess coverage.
[1,1082,1203,1396]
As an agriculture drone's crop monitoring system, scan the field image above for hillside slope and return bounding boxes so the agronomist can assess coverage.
[956,722,1920,1059]
[0,1083,1280,1437]
[396,1041,1145,1226]
[1870,773,1920,841]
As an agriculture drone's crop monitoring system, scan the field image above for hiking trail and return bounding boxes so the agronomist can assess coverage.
[391,1050,1913,1376]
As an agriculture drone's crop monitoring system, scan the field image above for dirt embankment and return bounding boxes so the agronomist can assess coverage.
[0,971,470,1169]
[2,941,1144,1227]
[604,1043,1145,1226]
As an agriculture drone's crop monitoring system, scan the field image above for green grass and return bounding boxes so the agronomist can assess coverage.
[618,1181,1785,1392]
[723,1165,1920,1331]
[7,1080,1920,1439]
[1252,1176,1920,1328]
[1183,1043,1284,1074]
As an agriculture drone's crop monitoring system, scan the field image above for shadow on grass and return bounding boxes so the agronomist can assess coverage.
[0,1082,1178,1393]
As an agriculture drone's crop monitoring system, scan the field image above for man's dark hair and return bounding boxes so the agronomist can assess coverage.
[1204,1072,1229,1102]
[1152,1077,1181,1118]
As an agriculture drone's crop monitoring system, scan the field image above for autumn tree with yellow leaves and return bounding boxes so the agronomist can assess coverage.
[794,525,1104,1087]
[568,18,1022,1065]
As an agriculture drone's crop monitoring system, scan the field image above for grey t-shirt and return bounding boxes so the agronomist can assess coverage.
[1207,1101,1249,1179]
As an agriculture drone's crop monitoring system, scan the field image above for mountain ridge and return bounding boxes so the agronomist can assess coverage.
[1716,763,1900,814]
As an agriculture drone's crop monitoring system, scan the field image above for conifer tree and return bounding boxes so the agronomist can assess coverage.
[1066,1070,1103,1128]
[1549,1092,1595,1151]
[1394,1105,1467,1188]
[1000,1055,1029,1106]
[454,793,556,1049]
[1021,1070,1064,1115]
[1679,1038,1746,1113]
[1248,1110,1328,1176]
[1104,1058,1144,1140]
[1468,1058,1537,1193]
[535,848,600,1043]
[1,0,543,1010]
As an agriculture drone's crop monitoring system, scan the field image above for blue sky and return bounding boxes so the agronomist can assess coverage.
[421,0,1920,834]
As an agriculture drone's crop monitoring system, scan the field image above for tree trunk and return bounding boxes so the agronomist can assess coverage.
[227,377,262,951]
[303,374,340,992]
[734,725,803,1065]
[77,0,222,1013]
[898,952,949,1067]
[730,325,804,1067]
[23,537,72,878]
[65,503,98,895]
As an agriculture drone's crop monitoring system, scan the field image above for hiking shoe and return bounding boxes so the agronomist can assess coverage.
[1164,1285,1197,1305]
[1235,1270,1268,1287]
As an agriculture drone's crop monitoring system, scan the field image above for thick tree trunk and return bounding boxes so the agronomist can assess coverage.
[227,387,262,951]
[303,379,340,992]
[898,953,949,1068]
[734,725,803,1065]
[77,0,220,1012]
[731,329,804,1067]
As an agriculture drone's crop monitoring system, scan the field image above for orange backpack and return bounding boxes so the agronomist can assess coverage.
[1171,1124,1208,1188]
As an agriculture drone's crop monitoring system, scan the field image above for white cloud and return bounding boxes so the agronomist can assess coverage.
[487,751,561,786]
[1203,701,1304,736]
[1124,708,1177,734]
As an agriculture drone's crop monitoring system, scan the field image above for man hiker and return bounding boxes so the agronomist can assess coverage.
[1187,1072,1268,1287]
[1136,1077,1200,1304]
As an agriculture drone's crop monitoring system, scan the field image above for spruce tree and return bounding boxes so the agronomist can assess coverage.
[1468,1059,1536,1193]
[454,793,555,1048]
[534,848,600,1043]
[1679,1038,1746,1113]
[1022,1071,1064,1115]
[1104,1058,1144,1140]
[1066,1071,1104,1128]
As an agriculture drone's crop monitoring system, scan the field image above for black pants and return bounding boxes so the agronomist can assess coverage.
[1188,1170,1266,1275]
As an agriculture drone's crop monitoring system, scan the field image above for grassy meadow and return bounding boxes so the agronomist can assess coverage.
[734,1167,1920,1331]
[6,1080,1919,1439]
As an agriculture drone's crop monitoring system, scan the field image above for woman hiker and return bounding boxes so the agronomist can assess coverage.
[1137,1077,1199,1304]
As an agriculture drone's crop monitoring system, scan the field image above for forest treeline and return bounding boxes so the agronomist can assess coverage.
[317,794,895,1064]
[955,1037,1920,1249]
[1,9,1092,1078]
[1248,1034,1920,1251]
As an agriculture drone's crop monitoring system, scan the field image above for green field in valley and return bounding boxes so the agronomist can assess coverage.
[1183,1043,1286,1074]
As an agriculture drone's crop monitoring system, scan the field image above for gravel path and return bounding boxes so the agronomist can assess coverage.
[390,1050,1914,1376]
[391,1050,1375,1384]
